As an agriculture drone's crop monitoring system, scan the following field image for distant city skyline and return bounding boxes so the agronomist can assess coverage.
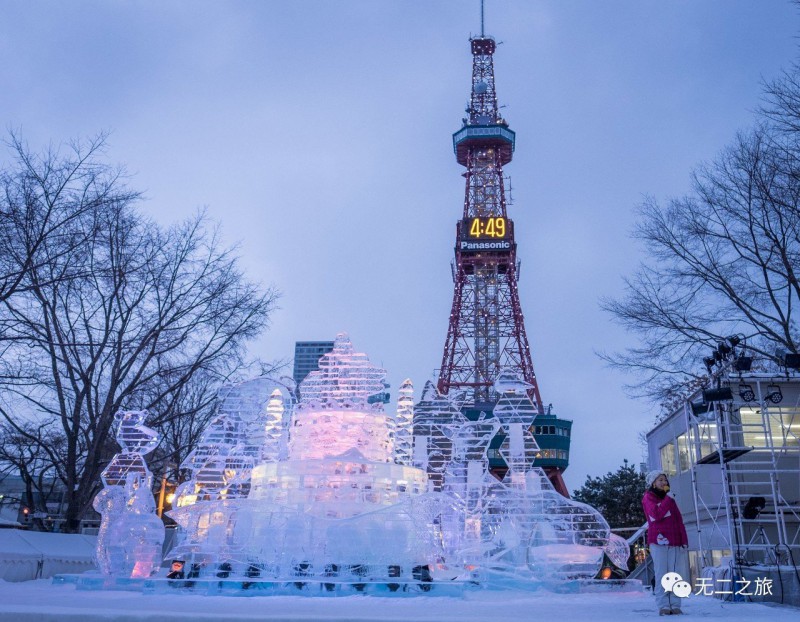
[2,1,797,490]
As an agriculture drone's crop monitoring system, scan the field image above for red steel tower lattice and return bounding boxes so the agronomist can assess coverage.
[438,36,543,412]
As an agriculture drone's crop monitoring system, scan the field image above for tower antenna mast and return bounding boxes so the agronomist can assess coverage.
[480,0,485,37]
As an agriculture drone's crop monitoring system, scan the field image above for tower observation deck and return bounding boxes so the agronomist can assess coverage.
[437,33,571,496]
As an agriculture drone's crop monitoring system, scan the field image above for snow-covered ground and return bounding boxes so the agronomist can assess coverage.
[0,580,796,621]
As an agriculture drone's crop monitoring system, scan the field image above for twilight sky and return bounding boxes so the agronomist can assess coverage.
[2,1,797,491]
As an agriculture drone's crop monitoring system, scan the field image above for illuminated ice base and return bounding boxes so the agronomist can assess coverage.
[63,574,474,597]
[57,573,641,597]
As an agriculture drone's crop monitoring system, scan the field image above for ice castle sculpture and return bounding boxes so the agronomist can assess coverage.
[164,335,439,586]
[93,410,165,578]
[92,334,627,590]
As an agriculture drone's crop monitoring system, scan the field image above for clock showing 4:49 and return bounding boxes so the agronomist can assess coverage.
[464,216,509,239]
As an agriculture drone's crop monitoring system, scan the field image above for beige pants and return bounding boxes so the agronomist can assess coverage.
[650,544,689,611]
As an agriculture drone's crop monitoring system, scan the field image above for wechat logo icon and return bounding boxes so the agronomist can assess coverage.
[661,572,692,598]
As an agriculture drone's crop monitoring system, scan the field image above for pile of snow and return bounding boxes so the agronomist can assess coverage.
[0,579,797,622]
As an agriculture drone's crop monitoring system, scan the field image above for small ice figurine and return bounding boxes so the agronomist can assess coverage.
[93,410,165,578]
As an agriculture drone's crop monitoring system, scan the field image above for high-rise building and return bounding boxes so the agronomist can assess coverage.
[294,339,390,403]
[293,341,334,388]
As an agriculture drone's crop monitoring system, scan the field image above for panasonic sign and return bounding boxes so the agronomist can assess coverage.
[459,240,512,252]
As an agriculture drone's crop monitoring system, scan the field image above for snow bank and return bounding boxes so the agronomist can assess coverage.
[0,579,796,622]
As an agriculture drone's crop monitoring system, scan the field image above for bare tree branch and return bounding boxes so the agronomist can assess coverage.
[603,69,800,407]
[0,133,280,531]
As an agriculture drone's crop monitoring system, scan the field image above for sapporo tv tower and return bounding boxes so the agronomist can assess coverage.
[437,7,572,496]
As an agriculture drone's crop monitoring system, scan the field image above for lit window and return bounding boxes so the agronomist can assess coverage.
[660,442,677,476]
[693,422,718,461]
[677,434,691,472]
[740,406,800,448]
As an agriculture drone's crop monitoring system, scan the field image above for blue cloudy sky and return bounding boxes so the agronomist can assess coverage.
[2,1,798,490]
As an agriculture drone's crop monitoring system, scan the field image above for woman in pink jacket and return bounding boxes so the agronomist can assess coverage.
[643,471,689,615]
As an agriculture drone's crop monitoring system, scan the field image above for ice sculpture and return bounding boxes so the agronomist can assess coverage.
[94,336,616,591]
[394,379,414,466]
[166,335,439,586]
[605,533,631,571]
[168,376,296,566]
[94,410,165,578]
[412,375,611,584]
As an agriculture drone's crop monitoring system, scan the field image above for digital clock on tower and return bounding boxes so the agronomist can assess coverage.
[465,216,508,239]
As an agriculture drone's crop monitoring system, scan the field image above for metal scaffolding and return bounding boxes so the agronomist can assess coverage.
[683,375,800,569]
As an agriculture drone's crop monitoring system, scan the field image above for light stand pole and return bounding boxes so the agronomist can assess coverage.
[157,472,168,518]
[157,462,178,518]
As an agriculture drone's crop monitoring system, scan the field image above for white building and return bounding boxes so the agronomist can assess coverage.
[646,373,800,582]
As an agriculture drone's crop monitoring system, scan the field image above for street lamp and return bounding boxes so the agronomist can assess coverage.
[157,463,178,518]
[0,494,29,524]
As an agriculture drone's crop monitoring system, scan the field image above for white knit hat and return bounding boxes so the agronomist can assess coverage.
[646,470,665,488]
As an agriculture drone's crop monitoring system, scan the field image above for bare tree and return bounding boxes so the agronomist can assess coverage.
[0,420,64,529]
[602,68,800,404]
[0,132,121,303]
[0,136,279,531]
[145,370,221,479]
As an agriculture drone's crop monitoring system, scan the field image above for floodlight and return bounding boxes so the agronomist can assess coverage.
[742,496,766,520]
[702,387,733,403]
[766,384,783,404]
[784,353,800,370]
[738,383,755,402]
